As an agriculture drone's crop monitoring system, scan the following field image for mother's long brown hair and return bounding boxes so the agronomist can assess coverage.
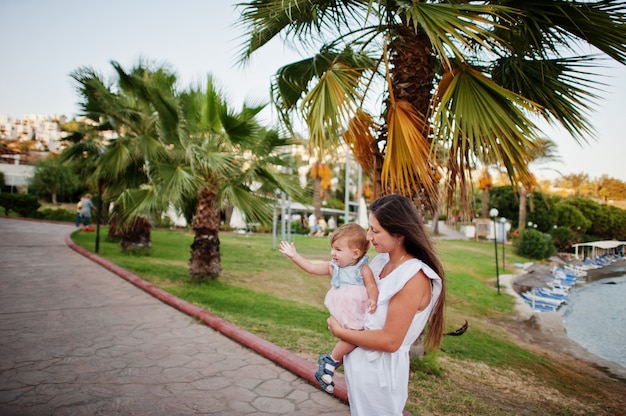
[369,194,446,351]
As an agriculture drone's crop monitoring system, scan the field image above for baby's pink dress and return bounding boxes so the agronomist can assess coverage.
[324,256,370,330]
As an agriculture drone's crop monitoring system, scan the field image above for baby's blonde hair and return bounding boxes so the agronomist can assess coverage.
[330,223,370,259]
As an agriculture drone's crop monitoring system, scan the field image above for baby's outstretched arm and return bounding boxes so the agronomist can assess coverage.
[279,241,330,276]
[279,241,298,258]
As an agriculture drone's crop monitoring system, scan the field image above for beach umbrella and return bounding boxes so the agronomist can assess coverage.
[523,263,552,275]
[549,256,568,266]
[514,271,553,310]
[514,272,552,288]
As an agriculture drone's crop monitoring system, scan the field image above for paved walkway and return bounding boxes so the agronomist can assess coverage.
[0,218,350,415]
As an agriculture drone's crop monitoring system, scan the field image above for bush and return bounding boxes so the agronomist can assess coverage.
[291,220,306,235]
[0,193,41,217]
[550,226,580,253]
[37,208,76,222]
[514,228,556,260]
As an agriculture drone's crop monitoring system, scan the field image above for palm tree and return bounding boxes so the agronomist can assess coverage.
[236,1,625,215]
[108,70,301,280]
[63,61,175,249]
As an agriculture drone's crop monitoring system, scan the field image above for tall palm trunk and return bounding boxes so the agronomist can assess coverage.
[383,26,438,212]
[189,187,222,281]
[389,27,436,130]
[313,175,322,220]
[518,187,528,231]
[482,187,490,219]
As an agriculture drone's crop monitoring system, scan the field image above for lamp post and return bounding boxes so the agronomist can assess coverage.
[500,217,507,271]
[489,208,500,294]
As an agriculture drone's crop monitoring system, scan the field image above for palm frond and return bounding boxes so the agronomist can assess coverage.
[302,61,362,155]
[154,162,203,202]
[502,0,626,62]
[433,65,541,188]
[271,46,376,132]
[94,138,136,181]
[492,55,604,143]
[384,99,437,199]
[343,109,379,178]
[218,183,274,224]
[236,0,369,62]
[402,2,518,69]
[115,186,161,224]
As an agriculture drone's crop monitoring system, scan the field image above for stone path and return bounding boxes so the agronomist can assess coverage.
[0,218,350,415]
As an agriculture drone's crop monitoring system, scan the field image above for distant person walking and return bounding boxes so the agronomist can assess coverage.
[78,194,94,227]
[327,216,337,233]
[75,198,82,227]
[308,213,320,236]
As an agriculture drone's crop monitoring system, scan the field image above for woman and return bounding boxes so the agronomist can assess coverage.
[327,194,446,416]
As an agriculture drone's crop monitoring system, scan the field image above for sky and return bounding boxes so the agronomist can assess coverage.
[1,0,625,182]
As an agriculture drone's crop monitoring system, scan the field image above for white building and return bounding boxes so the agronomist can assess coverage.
[0,114,68,152]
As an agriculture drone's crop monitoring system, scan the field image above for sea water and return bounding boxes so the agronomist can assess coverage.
[559,273,626,368]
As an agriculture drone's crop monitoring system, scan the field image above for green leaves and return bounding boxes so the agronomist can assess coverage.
[65,60,300,232]
[402,2,516,69]
[433,64,541,188]
[238,0,626,216]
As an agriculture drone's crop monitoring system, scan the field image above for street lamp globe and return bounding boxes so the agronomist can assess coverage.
[489,208,499,218]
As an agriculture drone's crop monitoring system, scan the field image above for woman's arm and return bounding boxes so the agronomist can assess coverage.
[328,270,432,352]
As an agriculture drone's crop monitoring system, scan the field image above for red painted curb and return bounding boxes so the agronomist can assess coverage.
[64,233,349,403]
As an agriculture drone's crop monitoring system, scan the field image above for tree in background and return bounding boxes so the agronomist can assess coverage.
[596,175,626,203]
[555,173,594,197]
[63,61,173,248]
[309,161,332,219]
[553,202,591,235]
[517,138,561,231]
[30,155,79,204]
[237,0,626,218]
[89,65,301,280]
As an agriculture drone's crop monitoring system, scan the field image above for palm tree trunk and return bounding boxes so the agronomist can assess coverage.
[189,187,222,281]
[518,188,527,231]
[119,216,152,250]
[106,211,151,250]
[313,175,322,220]
[482,188,489,219]
[382,26,438,210]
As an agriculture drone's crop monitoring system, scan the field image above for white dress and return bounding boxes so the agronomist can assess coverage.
[343,253,443,416]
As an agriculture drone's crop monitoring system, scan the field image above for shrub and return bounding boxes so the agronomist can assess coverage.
[550,226,580,253]
[37,208,75,222]
[0,193,41,217]
[514,228,556,260]
[291,220,306,235]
